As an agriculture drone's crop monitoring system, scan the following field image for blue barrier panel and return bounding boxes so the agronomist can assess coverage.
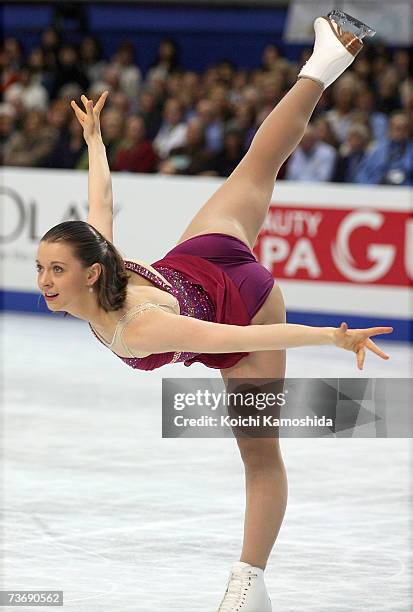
[3,4,53,30]
[88,5,285,34]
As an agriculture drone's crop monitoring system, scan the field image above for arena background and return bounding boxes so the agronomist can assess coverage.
[1,2,412,611]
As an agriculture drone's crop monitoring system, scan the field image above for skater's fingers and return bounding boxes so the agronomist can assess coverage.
[85,99,93,117]
[356,347,366,370]
[365,327,393,338]
[366,339,390,360]
[70,100,85,123]
[81,94,90,111]
[94,90,108,115]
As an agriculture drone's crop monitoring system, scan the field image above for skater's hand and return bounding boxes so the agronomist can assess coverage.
[332,322,393,370]
[70,91,108,144]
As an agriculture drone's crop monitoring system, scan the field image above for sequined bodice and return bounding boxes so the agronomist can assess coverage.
[89,259,216,369]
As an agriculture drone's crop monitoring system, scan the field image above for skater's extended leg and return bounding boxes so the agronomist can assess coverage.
[178,15,364,250]
[177,78,323,248]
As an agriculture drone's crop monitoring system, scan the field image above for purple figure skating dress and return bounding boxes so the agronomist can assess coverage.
[90,233,275,371]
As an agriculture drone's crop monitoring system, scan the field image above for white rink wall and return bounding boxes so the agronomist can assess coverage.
[1,168,411,341]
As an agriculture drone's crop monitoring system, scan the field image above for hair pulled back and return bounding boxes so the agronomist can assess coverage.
[40,220,130,312]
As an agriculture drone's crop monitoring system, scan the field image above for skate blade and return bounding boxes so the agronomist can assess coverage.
[320,13,364,57]
[327,9,376,40]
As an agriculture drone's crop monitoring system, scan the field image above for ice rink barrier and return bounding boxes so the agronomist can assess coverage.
[1,168,411,341]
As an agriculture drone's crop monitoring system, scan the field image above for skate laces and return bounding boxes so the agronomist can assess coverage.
[218,568,258,611]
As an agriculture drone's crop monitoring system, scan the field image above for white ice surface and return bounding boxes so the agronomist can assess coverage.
[1,313,412,611]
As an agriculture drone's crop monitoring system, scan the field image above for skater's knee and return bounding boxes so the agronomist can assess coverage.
[236,437,283,471]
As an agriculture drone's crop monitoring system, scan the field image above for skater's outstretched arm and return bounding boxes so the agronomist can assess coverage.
[124,309,393,371]
[71,91,113,242]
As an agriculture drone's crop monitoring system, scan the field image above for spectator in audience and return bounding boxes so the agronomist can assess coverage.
[113,115,157,173]
[0,103,17,164]
[229,70,249,105]
[3,38,23,72]
[314,116,339,148]
[259,75,284,119]
[146,38,180,82]
[203,65,221,89]
[195,98,224,153]
[144,72,168,108]
[210,128,244,177]
[100,107,125,168]
[393,49,411,81]
[27,46,55,97]
[260,43,290,79]
[1,44,20,95]
[153,98,187,160]
[400,77,412,112]
[355,111,413,185]
[2,79,25,122]
[285,123,337,182]
[159,117,214,175]
[47,99,71,135]
[182,71,202,101]
[110,41,142,103]
[92,64,122,99]
[46,114,86,169]
[40,27,62,61]
[332,123,371,183]
[4,65,49,112]
[176,72,202,119]
[216,60,237,87]
[352,56,373,87]
[39,29,61,96]
[177,72,203,121]
[345,109,373,142]
[80,35,106,83]
[50,43,89,100]
[376,68,401,115]
[4,109,57,166]
[178,90,197,122]
[58,83,84,107]
[242,84,264,116]
[261,43,282,72]
[88,81,109,105]
[27,47,48,87]
[353,88,388,143]
[226,100,256,152]
[110,90,131,116]
[209,84,233,122]
[325,74,359,143]
[166,71,184,100]
[370,45,392,82]
[138,88,162,140]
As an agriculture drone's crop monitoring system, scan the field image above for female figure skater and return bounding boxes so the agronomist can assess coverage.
[37,14,392,612]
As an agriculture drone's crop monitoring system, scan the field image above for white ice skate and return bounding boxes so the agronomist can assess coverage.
[298,9,376,89]
[217,562,272,612]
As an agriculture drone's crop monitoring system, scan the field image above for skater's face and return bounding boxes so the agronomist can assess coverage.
[36,241,99,312]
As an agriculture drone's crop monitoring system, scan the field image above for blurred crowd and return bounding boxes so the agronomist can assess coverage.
[1,29,412,185]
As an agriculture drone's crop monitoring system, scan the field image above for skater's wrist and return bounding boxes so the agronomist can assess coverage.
[86,133,104,147]
[325,327,336,345]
